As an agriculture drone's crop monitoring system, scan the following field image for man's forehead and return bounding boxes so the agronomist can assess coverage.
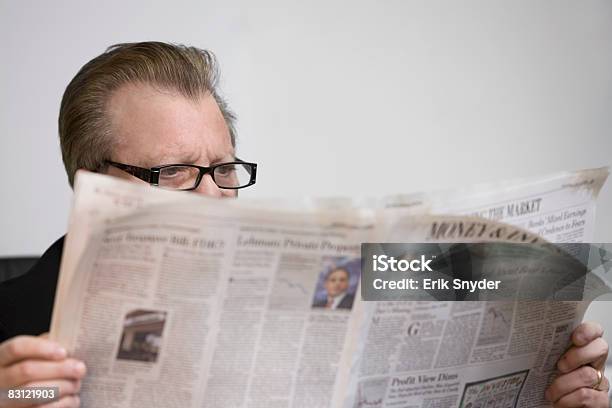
[108,82,234,166]
[140,143,235,166]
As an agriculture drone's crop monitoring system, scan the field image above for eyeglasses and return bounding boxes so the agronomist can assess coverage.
[105,159,257,191]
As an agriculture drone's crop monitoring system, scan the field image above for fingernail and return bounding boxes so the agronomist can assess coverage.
[557,359,567,372]
[53,347,67,359]
[74,361,86,375]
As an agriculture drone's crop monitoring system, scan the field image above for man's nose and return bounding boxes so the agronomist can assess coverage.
[193,174,223,198]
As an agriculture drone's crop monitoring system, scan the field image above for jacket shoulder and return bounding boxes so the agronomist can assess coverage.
[0,237,64,341]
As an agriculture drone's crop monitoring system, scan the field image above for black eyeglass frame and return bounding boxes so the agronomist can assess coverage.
[105,159,257,191]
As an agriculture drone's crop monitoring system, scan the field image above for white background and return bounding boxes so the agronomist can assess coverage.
[1,0,611,255]
[1,0,611,376]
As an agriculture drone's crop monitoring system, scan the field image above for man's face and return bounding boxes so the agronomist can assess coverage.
[324,269,350,297]
[104,83,236,198]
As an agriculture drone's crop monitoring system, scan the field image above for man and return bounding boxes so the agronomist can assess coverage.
[313,267,355,310]
[0,42,608,407]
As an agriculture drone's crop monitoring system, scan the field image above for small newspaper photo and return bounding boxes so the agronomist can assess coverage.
[49,167,610,408]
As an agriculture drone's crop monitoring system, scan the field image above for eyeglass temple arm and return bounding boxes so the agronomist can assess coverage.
[107,161,155,184]
[233,158,256,174]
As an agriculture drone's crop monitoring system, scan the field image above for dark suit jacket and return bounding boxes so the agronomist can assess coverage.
[312,293,355,310]
[0,237,64,342]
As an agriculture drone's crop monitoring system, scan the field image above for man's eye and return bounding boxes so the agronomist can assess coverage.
[216,165,237,176]
[160,167,191,179]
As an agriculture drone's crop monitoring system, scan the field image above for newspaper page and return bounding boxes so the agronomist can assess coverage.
[339,299,592,408]
[335,168,610,408]
[248,167,609,245]
[381,167,609,244]
[50,168,608,407]
[52,171,379,407]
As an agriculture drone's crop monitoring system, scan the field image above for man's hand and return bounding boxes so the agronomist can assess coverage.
[545,322,610,407]
[0,335,86,407]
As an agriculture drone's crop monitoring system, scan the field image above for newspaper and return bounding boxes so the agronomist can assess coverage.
[49,167,609,408]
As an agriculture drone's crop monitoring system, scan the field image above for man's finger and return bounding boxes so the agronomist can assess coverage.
[558,337,609,373]
[572,322,604,347]
[0,359,86,388]
[545,366,608,402]
[0,337,66,368]
[552,386,609,407]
